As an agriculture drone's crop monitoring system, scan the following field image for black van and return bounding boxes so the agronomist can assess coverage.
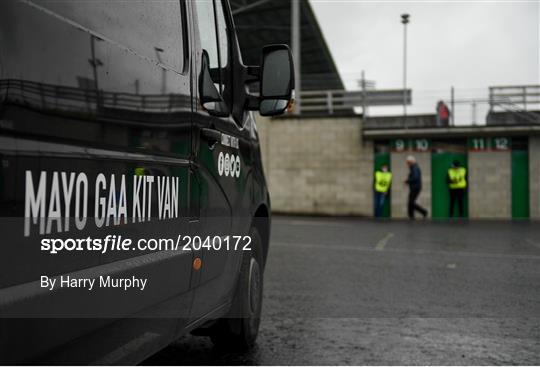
[0,0,293,363]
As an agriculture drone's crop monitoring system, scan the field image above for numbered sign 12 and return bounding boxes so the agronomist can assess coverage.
[491,137,511,151]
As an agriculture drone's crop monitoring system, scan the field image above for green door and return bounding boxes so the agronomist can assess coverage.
[512,150,529,218]
[431,152,468,218]
[374,153,391,218]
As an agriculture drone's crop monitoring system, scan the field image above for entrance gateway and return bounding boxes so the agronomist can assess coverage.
[369,131,531,219]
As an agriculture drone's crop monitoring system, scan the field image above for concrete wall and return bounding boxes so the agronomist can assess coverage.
[390,152,432,218]
[256,115,373,216]
[530,137,540,219]
[468,151,511,218]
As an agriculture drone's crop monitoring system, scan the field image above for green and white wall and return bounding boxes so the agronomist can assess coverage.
[377,136,532,219]
[257,114,539,219]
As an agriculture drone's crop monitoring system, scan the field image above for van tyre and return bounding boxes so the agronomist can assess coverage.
[209,227,264,350]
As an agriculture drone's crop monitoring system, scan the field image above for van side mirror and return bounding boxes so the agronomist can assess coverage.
[259,45,294,116]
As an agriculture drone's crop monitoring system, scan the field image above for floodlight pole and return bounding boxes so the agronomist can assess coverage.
[292,0,301,115]
[401,14,409,128]
[451,86,455,126]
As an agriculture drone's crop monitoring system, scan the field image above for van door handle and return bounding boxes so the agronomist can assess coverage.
[201,128,221,148]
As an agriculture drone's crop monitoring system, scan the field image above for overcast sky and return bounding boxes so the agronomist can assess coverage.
[310,0,540,123]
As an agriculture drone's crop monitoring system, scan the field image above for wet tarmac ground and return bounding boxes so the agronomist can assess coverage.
[144,217,540,365]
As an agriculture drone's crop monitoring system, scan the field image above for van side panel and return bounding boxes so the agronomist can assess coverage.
[0,0,194,362]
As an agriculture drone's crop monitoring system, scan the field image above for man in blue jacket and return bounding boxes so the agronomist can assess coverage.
[405,155,428,219]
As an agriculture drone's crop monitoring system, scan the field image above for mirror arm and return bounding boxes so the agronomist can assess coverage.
[241,65,261,111]
[245,66,260,82]
[245,95,260,110]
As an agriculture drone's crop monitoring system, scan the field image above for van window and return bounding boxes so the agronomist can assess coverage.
[195,0,232,103]
[215,0,232,107]
[39,0,186,72]
[215,0,230,69]
[195,0,220,72]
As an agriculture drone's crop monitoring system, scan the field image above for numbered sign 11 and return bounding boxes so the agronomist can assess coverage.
[468,137,488,151]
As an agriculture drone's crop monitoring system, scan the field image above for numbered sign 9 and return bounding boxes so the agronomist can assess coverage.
[391,139,408,152]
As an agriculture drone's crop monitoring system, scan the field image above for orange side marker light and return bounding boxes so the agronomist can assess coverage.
[193,257,202,270]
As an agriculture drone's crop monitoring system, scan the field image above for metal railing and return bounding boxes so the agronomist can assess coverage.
[0,79,191,114]
[298,89,411,115]
[488,85,540,124]
[489,85,540,111]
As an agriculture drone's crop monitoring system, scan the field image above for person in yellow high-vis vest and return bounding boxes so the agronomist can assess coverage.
[374,164,392,218]
[447,160,467,218]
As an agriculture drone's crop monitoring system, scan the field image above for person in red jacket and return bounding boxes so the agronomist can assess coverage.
[436,100,451,126]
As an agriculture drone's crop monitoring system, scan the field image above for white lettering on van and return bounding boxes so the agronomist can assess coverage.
[156,176,179,220]
[132,174,143,223]
[118,175,127,225]
[61,172,75,232]
[23,171,180,236]
[24,171,47,236]
[146,176,154,221]
[105,174,117,226]
[95,173,106,228]
[74,173,88,230]
[45,172,62,234]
